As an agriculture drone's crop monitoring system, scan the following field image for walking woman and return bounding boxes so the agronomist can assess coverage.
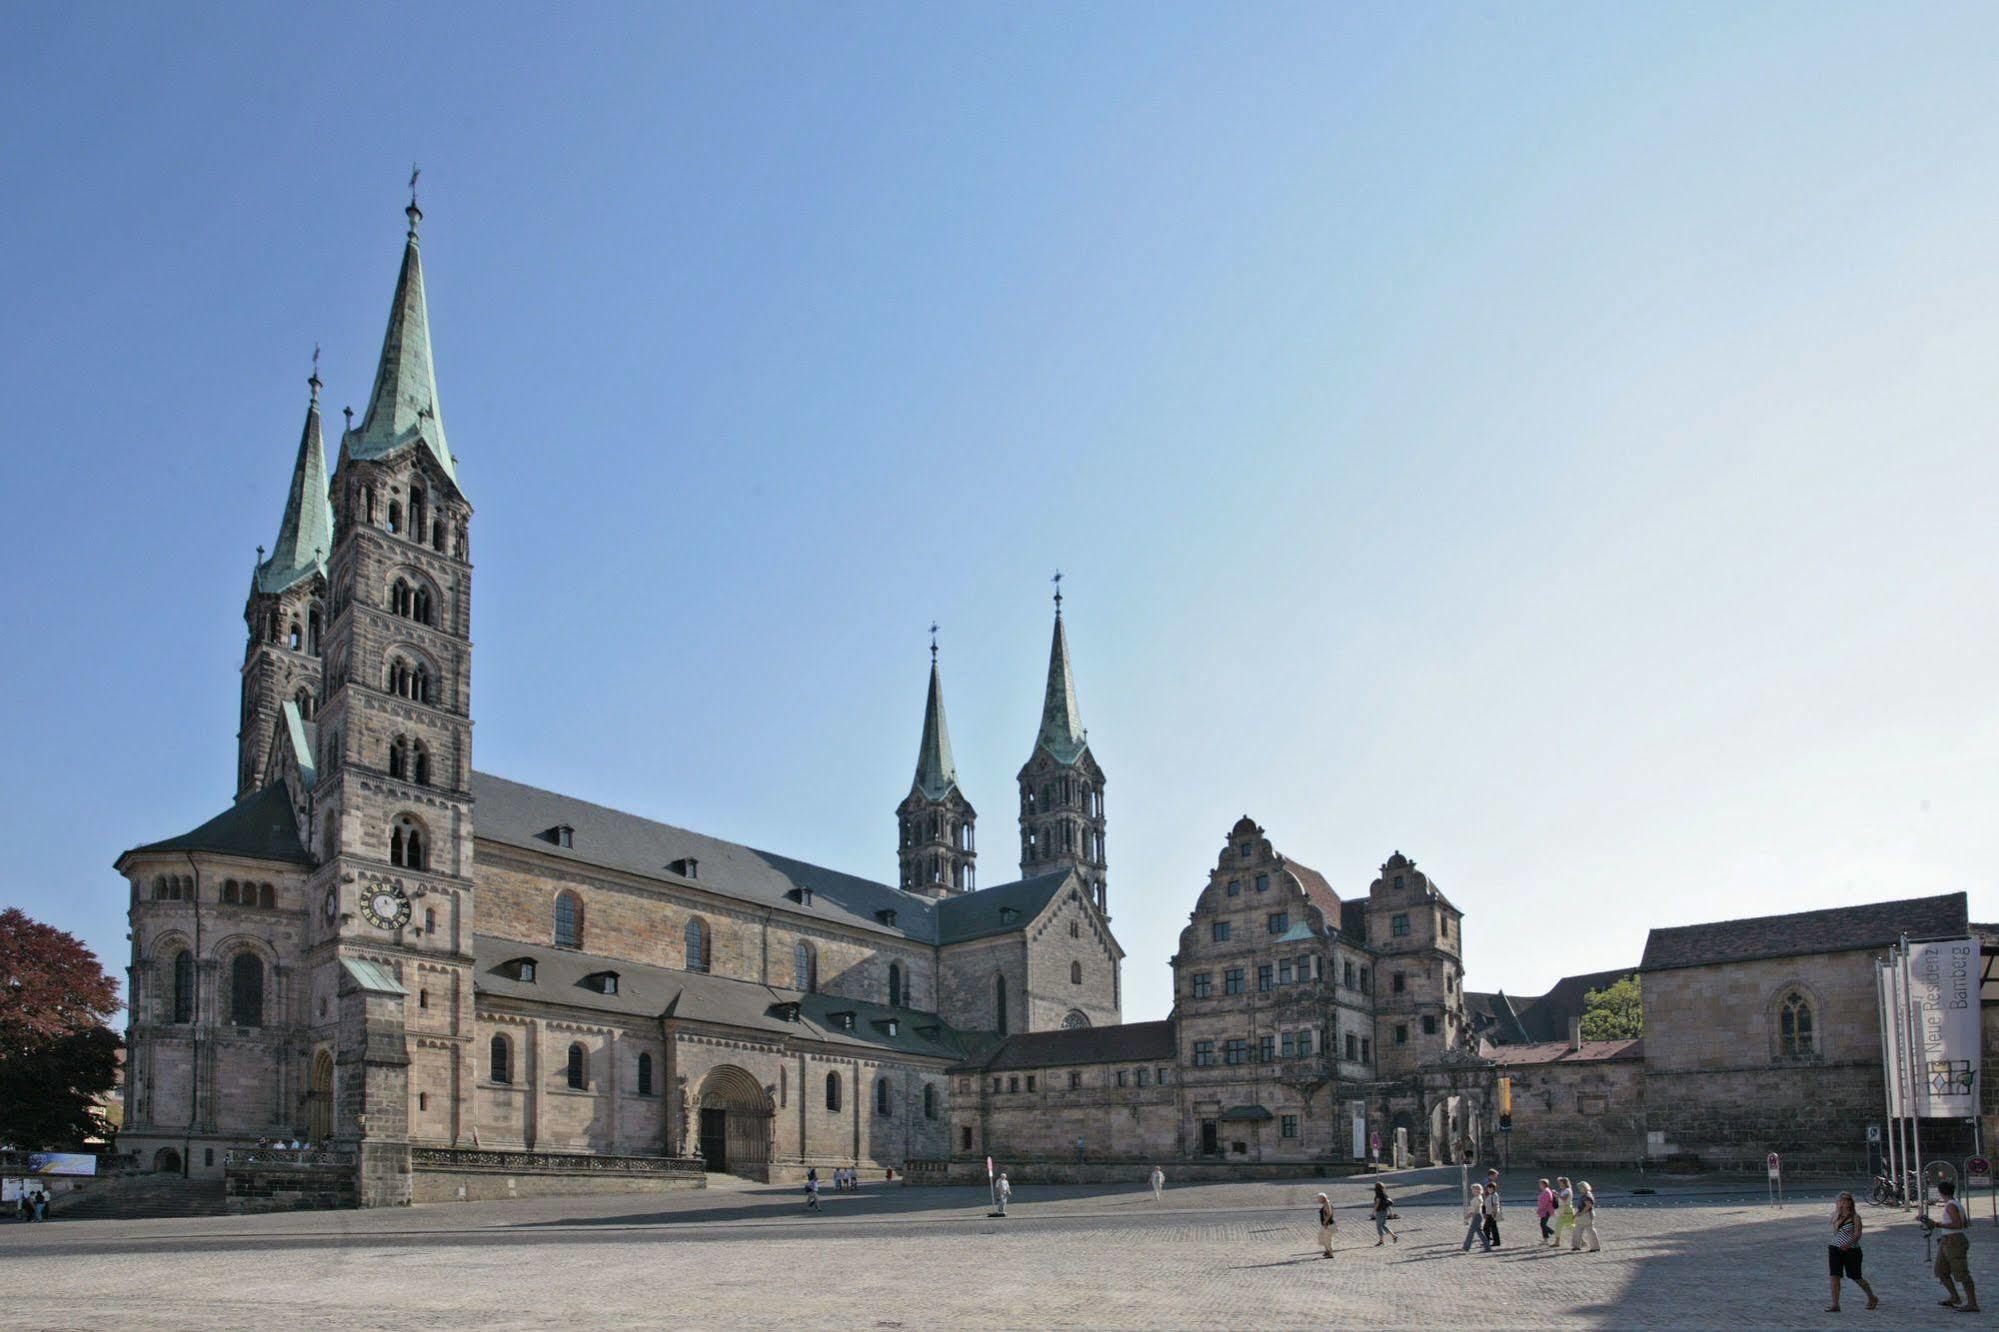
[1371,1182,1400,1246]
[1570,1182,1600,1252]
[1315,1192,1338,1258]
[1552,1176,1577,1248]
[1827,1191,1878,1312]
[1536,1179,1556,1244]
[1462,1183,1492,1252]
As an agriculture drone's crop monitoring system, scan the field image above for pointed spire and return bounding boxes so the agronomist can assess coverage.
[345,190,456,484]
[912,631,960,801]
[253,369,335,595]
[1035,577,1088,765]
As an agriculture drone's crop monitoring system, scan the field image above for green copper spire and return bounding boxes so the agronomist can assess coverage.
[344,196,456,484]
[1035,581,1088,766]
[913,631,960,801]
[253,369,334,594]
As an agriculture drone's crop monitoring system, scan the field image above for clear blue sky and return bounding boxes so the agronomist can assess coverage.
[3,3,1996,1022]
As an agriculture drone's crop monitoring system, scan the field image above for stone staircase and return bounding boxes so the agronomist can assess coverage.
[51,1174,229,1221]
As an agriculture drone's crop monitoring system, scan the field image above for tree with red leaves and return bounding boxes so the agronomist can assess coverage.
[0,909,122,1148]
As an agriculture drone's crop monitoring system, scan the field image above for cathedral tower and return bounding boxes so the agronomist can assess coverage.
[897,633,977,896]
[1017,582,1108,913]
[306,194,477,1200]
[238,371,333,796]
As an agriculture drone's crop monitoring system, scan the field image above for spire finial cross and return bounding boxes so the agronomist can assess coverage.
[1051,569,1064,612]
[409,163,421,207]
[406,164,423,236]
[929,621,939,662]
[309,344,322,398]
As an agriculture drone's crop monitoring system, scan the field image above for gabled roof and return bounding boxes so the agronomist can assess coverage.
[253,382,334,595]
[935,871,1076,946]
[473,771,1075,950]
[344,205,456,487]
[121,781,312,866]
[1640,892,1969,972]
[1514,968,1635,1042]
[1485,1037,1643,1066]
[911,656,960,802]
[474,935,975,1061]
[962,1019,1176,1072]
[1033,608,1088,766]
[1465,990,1532,1045]
[1282,861,1343,933]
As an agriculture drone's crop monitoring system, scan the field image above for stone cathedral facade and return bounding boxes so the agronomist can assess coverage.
[111,203,1512,1206]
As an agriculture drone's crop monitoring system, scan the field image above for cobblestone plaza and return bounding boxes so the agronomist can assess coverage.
[6,1171,1984,1329]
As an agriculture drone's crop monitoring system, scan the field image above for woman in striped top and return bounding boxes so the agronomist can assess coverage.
[1827,1191,1878,1312]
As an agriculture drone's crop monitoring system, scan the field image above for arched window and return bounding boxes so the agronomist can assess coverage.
[389,735,407,779]
[288,621,302,651]
[876,1078,893,1116]
[554,892,582,949]
[170,950,194,1024]
[307,605,322,654]
[923,1083,937,1120]
[996,973,1008,1036]
[293,686,314,721]
[1779,992,1816,1057]
[825,1072,841,1112]
[432,518,446,552]
[567,1042,587,1090]
[637,1051,654,1096]
[1070,960,1083,985]
[229,953,264,1027]
[684,917,709,973]
[268,609,282,643]
[389,815,426,870]
[1061,1008,1090,1029]
[888,962,903,1008]
[389,736,430,785]
[363,485,376,525]
[387,501,402,534]
[222,879,240,905]
[793,940,815,993]
[257,883,275,909]
[489,1033,511,1084]
[409,487,426,542]
[152,875,166,900]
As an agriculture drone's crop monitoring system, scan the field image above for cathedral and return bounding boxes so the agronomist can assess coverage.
[114,198,1130,1202]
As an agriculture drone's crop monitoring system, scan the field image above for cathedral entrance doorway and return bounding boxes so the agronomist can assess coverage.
[694,1064,773,1179]
[306,1049,334,1142]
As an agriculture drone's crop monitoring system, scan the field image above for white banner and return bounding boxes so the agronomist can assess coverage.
[1877,959,1909,1118]
[1907,938,1981,1118]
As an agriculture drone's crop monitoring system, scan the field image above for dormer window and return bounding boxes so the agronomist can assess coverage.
[883,1018,900,1037]
[775,1001,802,1023]
[999,907,1019,924]
[505,958,537,984]
[876,909,898,927]
[585,971,619,996]
[669,857,699,879]
[916,1023,940,1040]
[545,824,575,849]
[787,887,814,906]
[831,1010,857,1031]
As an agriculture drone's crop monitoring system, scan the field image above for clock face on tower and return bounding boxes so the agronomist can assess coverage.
[361,885,412,931]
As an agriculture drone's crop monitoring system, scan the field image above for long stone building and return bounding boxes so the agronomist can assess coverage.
[114,202,1996,1206]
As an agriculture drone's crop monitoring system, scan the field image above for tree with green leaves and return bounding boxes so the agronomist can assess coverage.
[0,909,121,1149]
[1579,974,1642,1041]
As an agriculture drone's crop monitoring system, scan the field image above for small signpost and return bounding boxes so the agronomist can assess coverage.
[986,1156,1002,1218]
[1369,1130,1381,1163]
[1968,1157,1993,1225]
[1767,1152,1783,1207]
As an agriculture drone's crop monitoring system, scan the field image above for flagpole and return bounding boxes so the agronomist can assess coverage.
[1899,937,1929,1233]
[1877,958,1901,1201]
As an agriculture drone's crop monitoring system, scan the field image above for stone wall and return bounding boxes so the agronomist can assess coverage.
[224,1153,357,1213]
[1493,1056,1644,1168]
[408,1147,704,1203]
[1023,888,1121,1030]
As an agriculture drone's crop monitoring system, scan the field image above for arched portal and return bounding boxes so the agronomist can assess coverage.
[306,1049,334,1142]
[695,1064,774,1177]
[153,1147,182,1174]
[1428,1094,1466,1165]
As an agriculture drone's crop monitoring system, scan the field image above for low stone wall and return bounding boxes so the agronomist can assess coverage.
[409,1147,706,1204]
[224,1152,356,1213]
[905,1158,1369,1186]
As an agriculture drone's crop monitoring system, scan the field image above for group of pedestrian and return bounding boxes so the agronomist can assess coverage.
[1530,1176,1599,1252]
[14,1190,51,1222]
[830,1166,861,1191]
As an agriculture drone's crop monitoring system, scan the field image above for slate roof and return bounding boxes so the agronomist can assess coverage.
[910,658,960,801]
[122,781,311,865]
[1034,609,1088,766]
[1515,968,1635,1043]
[1465,991,1531,1045]
[961,1019,1177,1073]
[935,871,1078,946]
[473,771,1067,948]
[1640,893,1969,973]
[475,935,976,1061]
[1485,1037,1643,1066]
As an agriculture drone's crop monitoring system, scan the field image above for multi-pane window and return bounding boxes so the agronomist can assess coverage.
[1422,1014,1437,1035]
[637,1052,654,1096]
[793,941,815,992]
[1257,964,1273,992]
[1116,1070,1127,1088]
[1258,1036,1275,1063]
[1223,1039,1249,1065]
[1281,1115,1299,1140]
[1343,960,1355,988]
[1278,959,1294,985]
[1346,1033,1359,1060]
[1254,873,1269,892]
[1226,880,1241,897]
[1391,913,1411,937]
[171,950,194,1023]
[1268,913,1288,935]
[1156,1067,1170,1085]
[554,893,582,948]
[1026,1075,1036,1092]
[1280,1030,1297,1058]
[1224,968,1244,996]
[489,1033,510,1083]
[1393,973,1406,994]
[826,1073,842,1111]
[1136,1068,1149,1088]
[877,1079,893,1116]
[1779,992,1816,1056]
[229,954,264,1027]
[1192,1041,1216,1067]
[684,917,709,972]
[1212,921,1231,943]
[1361,1038,1371,1061]
[1069,1071,1081,1089]
[1298,955,1313,981]
[566,1043,587,1090]
[1192,972,1213,999]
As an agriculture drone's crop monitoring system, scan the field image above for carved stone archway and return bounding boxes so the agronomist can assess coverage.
[694,1064,775,1179]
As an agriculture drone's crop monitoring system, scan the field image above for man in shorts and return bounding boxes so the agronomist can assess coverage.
[1931,1179,1980,1313]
